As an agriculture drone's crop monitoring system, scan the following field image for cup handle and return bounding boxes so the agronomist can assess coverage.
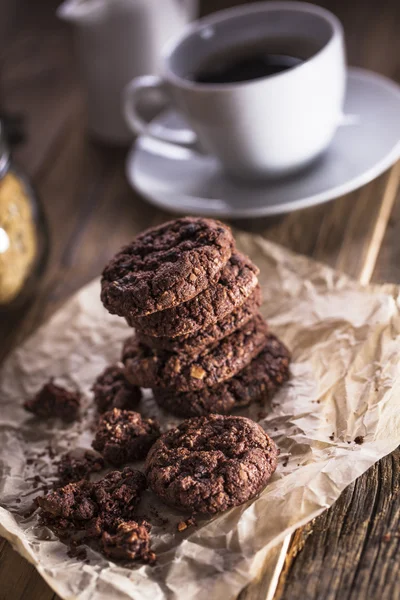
[124,75,197,146]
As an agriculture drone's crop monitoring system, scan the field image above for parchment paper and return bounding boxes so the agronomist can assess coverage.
[1,233,400,600]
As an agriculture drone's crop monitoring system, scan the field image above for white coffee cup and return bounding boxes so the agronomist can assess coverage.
[124,1,346,179]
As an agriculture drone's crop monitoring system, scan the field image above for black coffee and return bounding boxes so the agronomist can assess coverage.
[188,38,317,85]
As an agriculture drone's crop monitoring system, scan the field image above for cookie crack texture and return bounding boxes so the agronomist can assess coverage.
[153,333,291,417]
[101,217,234,318]
[123,315,268,392]
[123,314,269,392]
[145,415,278,514]
[128,252,259,338]
[136,285,262,357]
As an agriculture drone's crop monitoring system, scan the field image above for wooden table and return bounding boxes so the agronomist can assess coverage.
[1,1,400,598]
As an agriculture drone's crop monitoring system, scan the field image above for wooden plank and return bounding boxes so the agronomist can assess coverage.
[276,450,400,600]
[373,185,400,285]
[0,539,55,600]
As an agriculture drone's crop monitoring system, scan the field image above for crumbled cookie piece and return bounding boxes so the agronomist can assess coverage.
[38,479,97,522]
[101,217,234,318]
[92,468,147,521]
[177,517,196,532]
[92,408,160,466]
[146,414,278,514]
[56,450,105,486]
[38,468,148,549]
[92,364,141,413]
[101,520,156,564]
[23,380,80,423]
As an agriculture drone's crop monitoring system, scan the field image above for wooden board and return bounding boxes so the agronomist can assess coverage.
[1,1,400,599]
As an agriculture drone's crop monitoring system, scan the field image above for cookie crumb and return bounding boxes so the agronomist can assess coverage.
[56,450,105,486]
[24,380,80,423]
[92,408,160,466]
[101,520,156,564]
[177,517,196,532]
[148,505,169,526]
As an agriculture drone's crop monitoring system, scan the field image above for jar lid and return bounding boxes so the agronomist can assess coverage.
[0,122,10,176]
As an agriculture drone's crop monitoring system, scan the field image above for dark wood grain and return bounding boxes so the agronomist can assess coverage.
[0,1,400,599]
[276,450,400,600]
[0,539,55,600]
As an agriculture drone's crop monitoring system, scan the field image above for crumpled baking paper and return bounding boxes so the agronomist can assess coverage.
[1,233,400,600]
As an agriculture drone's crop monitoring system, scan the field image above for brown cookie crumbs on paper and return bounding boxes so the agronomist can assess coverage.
[177,517,197,532]
[92,408,160,466]
[37,468,155,563]
[56,450,105,486]
[23,380,80,423]
[101,520,156,564]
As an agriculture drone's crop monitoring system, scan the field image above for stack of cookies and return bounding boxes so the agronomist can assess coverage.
[101,217,290,417]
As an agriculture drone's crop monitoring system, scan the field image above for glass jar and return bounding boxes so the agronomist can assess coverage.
[0,123,48,310]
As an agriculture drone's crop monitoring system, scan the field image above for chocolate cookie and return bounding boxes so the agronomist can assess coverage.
[123,314,268,392]
[38,467,147,528]
[92,408,161,466]
[129,252,259,338]
[136,285,262,357]
[101,217,234,318]
[154,334,291,417]
[92,364,141,413]
[145,414,278,514]
[23,380,80,423]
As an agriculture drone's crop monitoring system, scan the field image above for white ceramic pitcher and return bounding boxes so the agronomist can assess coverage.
[58,0,198,144]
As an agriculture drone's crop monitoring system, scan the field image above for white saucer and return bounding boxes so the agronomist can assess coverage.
[127,68,400,218]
